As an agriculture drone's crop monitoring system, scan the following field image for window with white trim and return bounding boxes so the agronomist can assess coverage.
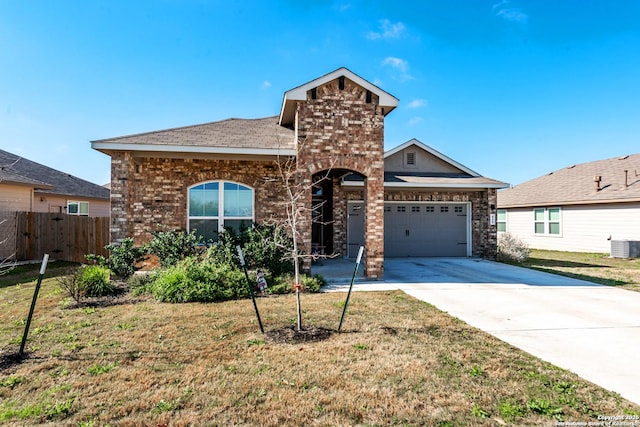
[67,201,89,216]
[534,207,561,235]
[188,181,254,242]
[497,209,507,232]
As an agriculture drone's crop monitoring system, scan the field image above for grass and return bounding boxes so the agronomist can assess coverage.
[1,267,638,426]
[511,249,640,291]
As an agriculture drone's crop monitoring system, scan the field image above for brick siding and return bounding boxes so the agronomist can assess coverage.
[295,77,386,278]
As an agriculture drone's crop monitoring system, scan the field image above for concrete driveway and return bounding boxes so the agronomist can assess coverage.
[319,257,640,405]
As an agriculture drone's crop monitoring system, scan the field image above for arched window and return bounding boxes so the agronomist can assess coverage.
[188,181,254,242]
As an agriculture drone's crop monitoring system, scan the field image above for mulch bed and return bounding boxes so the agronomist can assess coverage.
[265,325,334,344]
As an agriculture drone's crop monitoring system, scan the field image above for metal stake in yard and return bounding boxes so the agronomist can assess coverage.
[19,254,49,357]
[237,246,264,334]
[338,246,364,333]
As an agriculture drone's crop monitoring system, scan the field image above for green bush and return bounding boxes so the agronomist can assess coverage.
[263,273,325,295]
[150,266,190,303]
[86,238,146,279]
[301,273,326,292]
[127,272,157,296]
[149,257,247,303]
[145,229,202,268]
[79,265,115,297]
[267,274,295,295]
[208,223,294,276]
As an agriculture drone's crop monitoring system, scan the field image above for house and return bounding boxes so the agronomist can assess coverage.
[0,149,110,217]
[497,153,640,254]
[92,67,507,278]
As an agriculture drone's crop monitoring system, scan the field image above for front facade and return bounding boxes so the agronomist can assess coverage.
[497,154,640,253]
[93,68,507,278]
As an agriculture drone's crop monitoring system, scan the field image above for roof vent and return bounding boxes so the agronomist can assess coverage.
[567,165,576,169]
[619,155,629,160]
[594,175,602,191]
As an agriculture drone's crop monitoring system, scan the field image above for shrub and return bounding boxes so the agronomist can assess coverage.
[208,223,294,277]
[145,229,202,268]
[86,238,146,279]
[264,273,326,295]
[267,274,295,295]
[79,265,115,297]
[150,266,190,303]
[301,273,326,292]
[127,271,157,296]
[149,257,247,303]
[497,232,530,263]
[56,269,85,303]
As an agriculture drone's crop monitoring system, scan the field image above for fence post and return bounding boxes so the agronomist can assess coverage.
[19,254,49,357]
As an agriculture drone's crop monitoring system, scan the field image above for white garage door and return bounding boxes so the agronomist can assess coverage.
[384,202,469,257]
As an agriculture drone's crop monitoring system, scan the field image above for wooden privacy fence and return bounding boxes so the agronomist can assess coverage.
[14,212,110,263]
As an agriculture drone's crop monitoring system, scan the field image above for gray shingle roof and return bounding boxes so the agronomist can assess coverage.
[0,168,53,189]
[498,153,640,207]
[0,149,110,200]
[92,116,295,152]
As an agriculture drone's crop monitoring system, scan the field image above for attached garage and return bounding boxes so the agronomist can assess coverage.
[384,202,470,257]
[348,201,471,258]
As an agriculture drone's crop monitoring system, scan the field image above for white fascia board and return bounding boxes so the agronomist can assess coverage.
[385,138,480,177]
[284,68,399,107]
[91,142,296,157]
[342,181,510,189]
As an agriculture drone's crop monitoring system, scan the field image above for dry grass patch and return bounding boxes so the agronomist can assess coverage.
[514,249,640,292]
[1,274,638,426]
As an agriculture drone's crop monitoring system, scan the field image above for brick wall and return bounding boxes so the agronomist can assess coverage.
[295,77,386,278]
[109,156,289,245]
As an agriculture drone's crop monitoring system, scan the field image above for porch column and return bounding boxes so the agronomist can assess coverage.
[364,173,384,279]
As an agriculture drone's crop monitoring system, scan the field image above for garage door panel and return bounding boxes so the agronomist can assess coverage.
[384,203,468,257]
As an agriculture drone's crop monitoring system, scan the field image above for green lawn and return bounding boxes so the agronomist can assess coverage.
[508,249,640,292]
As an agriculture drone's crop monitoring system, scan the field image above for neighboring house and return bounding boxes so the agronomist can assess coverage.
[92,67,507,278]
[0,149,110,217]
[497,153,640,253]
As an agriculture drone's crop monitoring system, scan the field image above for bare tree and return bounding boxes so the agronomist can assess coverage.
[270,139,336,332]
[0,158,21,275]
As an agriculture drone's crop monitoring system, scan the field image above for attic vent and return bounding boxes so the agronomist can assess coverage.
[567,165,576,169]
[619,155,629,160]
[310,87,317,100]
[366,90,372,104]
[406,151,416,167]
[338,76,345,90]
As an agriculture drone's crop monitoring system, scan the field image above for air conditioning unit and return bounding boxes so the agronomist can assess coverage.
[610,240,640,258]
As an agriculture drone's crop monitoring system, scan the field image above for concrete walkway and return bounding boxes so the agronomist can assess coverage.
[317,257,640,405]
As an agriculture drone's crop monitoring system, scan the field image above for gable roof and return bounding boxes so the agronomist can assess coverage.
[498,153,640,208]
[0,168,53,190]
[0,149,109,200]
[385,138,481,176]
[344,139,508,190]
[279,67,399,127]
[92,116,296,157]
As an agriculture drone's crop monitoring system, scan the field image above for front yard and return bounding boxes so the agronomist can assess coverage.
[1,263,638,426]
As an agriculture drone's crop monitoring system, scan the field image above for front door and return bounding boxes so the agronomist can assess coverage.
[347,202,365,258]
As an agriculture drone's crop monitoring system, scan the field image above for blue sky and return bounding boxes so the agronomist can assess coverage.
[1,1,639,187]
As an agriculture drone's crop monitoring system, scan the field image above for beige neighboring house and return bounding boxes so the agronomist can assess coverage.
[0,149,110,217]
[497,153,640,254]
